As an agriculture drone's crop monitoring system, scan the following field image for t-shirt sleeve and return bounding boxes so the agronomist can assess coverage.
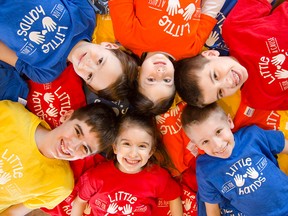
[196,161,224,204]
[255,126,285,155]
[15,58,67,83]
[77,168,99,201]
[223,0,272,46]
[157,168,182,201]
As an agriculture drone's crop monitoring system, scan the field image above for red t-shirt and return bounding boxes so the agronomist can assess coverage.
[223,0,288,110]
[26,64,86,129]
[78,161,181,215]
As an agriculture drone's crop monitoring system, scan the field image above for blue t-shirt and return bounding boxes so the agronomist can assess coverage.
[0,0,96,83]
[196,125,288,216]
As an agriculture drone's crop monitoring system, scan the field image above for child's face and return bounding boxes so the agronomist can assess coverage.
[138,52,175,103]
[197,51,248,105]
[113,123,154,174]
[44,114,100,161]
[185,112,235,159]
[70,42,123,91]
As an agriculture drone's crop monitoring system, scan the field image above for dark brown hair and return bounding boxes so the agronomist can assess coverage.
[70,103,118,152]
[181,102,226,129]
[174,54,210,107]
[89,49,139,101]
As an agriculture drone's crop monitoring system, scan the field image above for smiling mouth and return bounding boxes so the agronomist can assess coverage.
[231,70,240,87]
[215,143,228,155]
[125,158,140,165]
[60,139,71,156]
[78,53,87,66]
[154,61,166,66]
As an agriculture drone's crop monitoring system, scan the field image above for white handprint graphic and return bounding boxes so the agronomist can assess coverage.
[205,31,219,47]
[183,3,196,21]
[246,167,259,179]
[46,107,58,117]
[234,174,245,187]
[105,203,118,215]
[166,0,180,16]
[183,198,192,211]
[42,17,57,32]
[155,115,166,124]
[0,172,12,185]
[275,68,288,79]
[122,204,132,215]
[44,92,55,103]
[271,53,286,66]
[29,31,45,45]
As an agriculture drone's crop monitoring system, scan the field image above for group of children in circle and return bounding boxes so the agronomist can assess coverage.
[1,0,288,215]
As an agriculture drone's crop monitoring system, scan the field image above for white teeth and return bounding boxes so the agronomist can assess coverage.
[216,144,228,154]
[61,142,70,155]
[232,71,240,86]
[125,159,139,164]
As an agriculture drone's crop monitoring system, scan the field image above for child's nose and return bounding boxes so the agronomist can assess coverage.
[129,146,138,157]
[212,137,224,148]
[69,138,87,157]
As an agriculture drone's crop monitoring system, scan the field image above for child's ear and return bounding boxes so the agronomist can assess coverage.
[149,147,156,157]
[100,42,119,50]
[60,110,74,123]
[201,50,220,58]
[112,143,117,154]
[227,113,234,129]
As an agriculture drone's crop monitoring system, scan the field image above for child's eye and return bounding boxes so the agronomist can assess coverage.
[202,140,209,145]
[213,72,218,80]
[87,73,92,81]
[216,129,222,135]
[75,128,81,137]
[83,145,89,154]
[218,89,223,98]
[147,77,155,82]
[139,144,147,149]
[97,57,103,65]
[163,78,171,83]
[122,142,130,146]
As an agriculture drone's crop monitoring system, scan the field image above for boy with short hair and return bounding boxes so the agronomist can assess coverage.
[175,0,288,110]
[181,102,288,215]
[0,100,117,215]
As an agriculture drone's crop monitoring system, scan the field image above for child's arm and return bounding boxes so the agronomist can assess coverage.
[168,197,183,216]
[0,203,32,216]
[71,195,87,216]
[205,202,221,216]
[281,139,288,154]
[0,41,17,67]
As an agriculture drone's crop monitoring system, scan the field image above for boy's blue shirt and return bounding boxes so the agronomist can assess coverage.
[0,0,96,83]
[196,125,288,216]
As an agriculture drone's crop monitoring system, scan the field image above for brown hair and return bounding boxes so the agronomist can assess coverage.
[181,102,226,129]
[70,103,118,152]
[174,54,210,107]
[127,87,175,116]
[89,49,139,101]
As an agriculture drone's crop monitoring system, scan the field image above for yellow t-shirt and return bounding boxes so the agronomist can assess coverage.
[0,100,74,212]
